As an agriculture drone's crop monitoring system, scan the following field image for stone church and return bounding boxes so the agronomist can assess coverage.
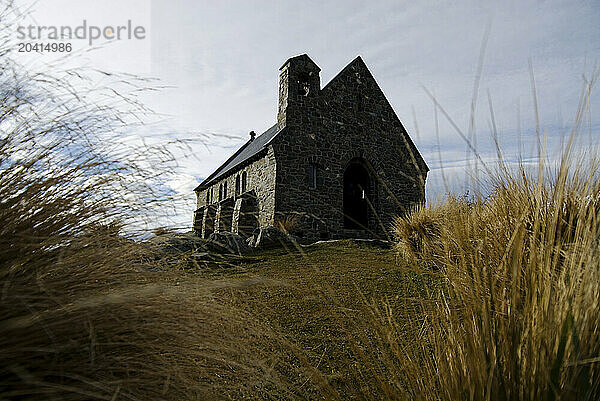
[193,54,428,240]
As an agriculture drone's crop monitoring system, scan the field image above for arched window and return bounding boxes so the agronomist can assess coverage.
[241,171,247,192]
[206,191,209,204]
[218,184,223,201]
[308,163,317,189]
[356,92,363,112]
[223,181,227,198]
[235,175,240,195]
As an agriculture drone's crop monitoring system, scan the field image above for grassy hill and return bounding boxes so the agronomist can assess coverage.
[1,27,598,397]
[3,171,600,400]
[131,238,438,399]
[167,240,437,396]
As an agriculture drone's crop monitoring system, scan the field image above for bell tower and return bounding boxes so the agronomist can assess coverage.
[277,54,321,130]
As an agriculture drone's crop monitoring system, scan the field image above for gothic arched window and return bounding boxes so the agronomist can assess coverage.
[308,163,317,189]
[235,175,240,195]
[241,171,247,192]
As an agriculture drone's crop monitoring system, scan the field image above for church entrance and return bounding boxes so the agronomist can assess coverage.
[343,158,371,229]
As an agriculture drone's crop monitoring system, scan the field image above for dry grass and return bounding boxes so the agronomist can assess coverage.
[275,214,300,235]
[384,163,600,400]
[2,2,599,399]
[378,72,600,400]
[1,239,306,399]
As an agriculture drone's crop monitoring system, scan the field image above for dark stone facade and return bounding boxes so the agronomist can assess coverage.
[194,54,428,241]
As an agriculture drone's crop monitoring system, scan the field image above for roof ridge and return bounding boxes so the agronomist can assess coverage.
[195,124,279,191]
[321,55,363,91]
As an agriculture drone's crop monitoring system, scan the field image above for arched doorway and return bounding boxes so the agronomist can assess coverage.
[343,159,371,229]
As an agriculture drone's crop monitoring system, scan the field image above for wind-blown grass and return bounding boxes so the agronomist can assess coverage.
[381,71,600,400]
[387,162,600,400]
[2,1,599,399]
[0,3,309,399]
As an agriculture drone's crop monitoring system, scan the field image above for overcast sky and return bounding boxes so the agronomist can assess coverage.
[13,0,600,229]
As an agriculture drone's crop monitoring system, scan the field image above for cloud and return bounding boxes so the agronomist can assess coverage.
[165,173,200,195]
[16,0,600,230]
[148,3,598,162]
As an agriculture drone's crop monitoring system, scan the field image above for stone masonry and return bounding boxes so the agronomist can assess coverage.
[194,54,428,241]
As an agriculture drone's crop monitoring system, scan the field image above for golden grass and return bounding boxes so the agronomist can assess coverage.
[384,157,600,400]
[275,214,301,235]
[1,235,308,399]
[0,5,311,395]
[2,2,598,398]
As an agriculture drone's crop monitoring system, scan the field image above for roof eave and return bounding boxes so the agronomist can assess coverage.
[194,143,274,192]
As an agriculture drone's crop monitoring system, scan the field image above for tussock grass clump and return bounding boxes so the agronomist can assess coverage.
[386,161,600,399]
[394,194,476,269]
[368,63,600,401]
[0,79,299,401]
[276,214,301,235]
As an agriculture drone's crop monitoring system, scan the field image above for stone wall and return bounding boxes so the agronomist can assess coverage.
[271,55,427,240]
[194,54,427,242]
[194,146,277,237]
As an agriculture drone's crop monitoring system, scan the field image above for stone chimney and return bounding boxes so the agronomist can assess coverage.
[249,131,256,141]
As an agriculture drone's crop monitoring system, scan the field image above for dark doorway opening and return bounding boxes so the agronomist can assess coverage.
[343,159,371,229]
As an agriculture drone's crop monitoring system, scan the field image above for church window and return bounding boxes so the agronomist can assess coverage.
[298,71,310,96]
[235,175,240,195]
[308,163,317,189]
[241,171,247,192]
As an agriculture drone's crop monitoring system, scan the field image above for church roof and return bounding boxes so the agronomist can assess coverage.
[195,55,429,193]
[195,124,280,191]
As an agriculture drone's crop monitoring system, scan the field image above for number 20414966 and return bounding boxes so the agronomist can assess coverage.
[18,42,72,52]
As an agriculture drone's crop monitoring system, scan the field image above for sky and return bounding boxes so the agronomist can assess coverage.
[11,0,600,230]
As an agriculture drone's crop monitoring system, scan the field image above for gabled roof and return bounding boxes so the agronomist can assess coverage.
[195,55,428,193]
[323,56,429,173]
[195,124,280,191]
